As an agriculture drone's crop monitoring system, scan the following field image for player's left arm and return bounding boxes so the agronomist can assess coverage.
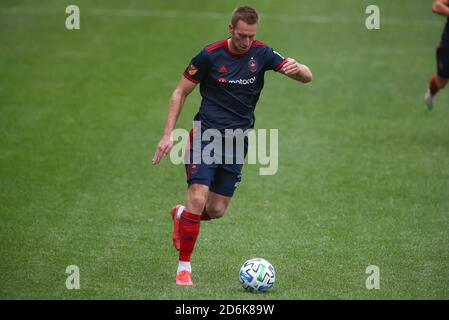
[278,58,313,83]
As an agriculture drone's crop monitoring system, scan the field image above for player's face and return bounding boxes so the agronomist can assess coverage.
[229,20,258,54]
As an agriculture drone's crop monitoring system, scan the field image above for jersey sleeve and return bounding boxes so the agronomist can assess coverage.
[183,49,210,83]
[264,47,287,72]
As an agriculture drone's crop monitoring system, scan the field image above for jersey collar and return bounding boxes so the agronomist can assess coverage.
[224,37,249,58]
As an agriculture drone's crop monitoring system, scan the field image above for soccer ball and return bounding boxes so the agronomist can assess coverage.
[239,258,275,292]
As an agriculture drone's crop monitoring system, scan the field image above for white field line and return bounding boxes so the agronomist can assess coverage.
[0,6,442,28]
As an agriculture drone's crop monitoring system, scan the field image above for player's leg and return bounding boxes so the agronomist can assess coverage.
[425,44,449,109]
[186,183,209,213]
[203,191,232,220]
[436,76,448,89]
[172,129,216,285]
[173,161,214,250]
[174,183,209,286]
[201,166,242,220]
[201,135,247,220]
[172,127,212,250]
[426,75,448,108]
[173,182,210,251]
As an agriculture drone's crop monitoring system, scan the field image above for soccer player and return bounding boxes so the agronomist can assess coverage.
[425,0,449,109]
[152,6,312,286]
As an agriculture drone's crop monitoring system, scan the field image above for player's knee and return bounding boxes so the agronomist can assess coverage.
[207,204,227,219]
[437,76,448,88]
[189,195,207,212]
[187,190,208,212]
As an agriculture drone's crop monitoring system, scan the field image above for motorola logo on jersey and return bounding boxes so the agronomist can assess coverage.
[217,76,257,85]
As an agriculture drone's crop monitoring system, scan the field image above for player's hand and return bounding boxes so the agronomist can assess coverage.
[152,135,173,164]
[281,57,301,76]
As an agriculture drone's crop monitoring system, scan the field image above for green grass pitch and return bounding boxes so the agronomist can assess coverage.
[0,0,448,299]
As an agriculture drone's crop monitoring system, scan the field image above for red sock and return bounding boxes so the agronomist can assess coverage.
[429,75,440,96]
[179,209,201,262]
[201,208,212,221]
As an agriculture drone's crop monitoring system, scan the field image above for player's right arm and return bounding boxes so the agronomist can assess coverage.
[432,0,449,16]
[152,77,197,164]
[152,48,210,164]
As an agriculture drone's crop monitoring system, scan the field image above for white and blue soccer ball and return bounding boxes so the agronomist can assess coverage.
[239,258,275,292]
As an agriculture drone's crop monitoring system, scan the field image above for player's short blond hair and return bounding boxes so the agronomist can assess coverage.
[231,6,259,27]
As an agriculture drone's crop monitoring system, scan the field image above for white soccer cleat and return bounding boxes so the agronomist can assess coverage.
[424,89,434,110]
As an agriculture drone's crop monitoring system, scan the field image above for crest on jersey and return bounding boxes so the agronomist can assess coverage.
[248,58,257,72]
[188,64,198,76]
